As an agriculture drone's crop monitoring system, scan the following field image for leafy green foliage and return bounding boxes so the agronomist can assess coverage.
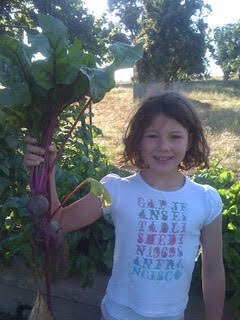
[193,166,234,189]
[0,13,142,200]
[87,178,112,207]
[194,167,240,315]
[108,0,142,40]
[0,127,31,266]
[0,107,115,283]
[0,0,35,38]
[107,0,210,82]
[136,0,210,82]
[0,0,109,63]
[0,14,142,138]
[213,22,240,80]
[220,181,240,315]
[0,14,142,308]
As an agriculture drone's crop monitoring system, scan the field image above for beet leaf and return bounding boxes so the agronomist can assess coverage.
[0,13,142,314]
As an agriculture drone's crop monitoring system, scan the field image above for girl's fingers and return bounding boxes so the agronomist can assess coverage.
[24,136,45,156]
[23,136,57,167]
[26,143,45,156]
[24,152,44,167]
[24,136,37,144]
[24,136,44,167]
[24,158,42,167]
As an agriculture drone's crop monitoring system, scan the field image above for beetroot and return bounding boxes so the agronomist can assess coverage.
[47,220,65,252]
[32,223,47,250]
[32,220,64,253]
[27,194,49,218]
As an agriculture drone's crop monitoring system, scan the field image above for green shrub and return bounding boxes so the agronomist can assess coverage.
[0,127,31,266]
[194,167,240,316]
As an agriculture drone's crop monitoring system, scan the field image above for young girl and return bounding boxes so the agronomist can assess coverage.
[24,92,225,320]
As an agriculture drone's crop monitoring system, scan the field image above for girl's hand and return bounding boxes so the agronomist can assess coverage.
[24,136,57,168]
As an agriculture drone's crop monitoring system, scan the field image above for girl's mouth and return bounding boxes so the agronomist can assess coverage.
[153,156,173,161]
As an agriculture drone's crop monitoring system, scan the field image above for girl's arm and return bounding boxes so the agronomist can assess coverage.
[200,214,225,320]
[49,166,103,233]
[24,137,103,233]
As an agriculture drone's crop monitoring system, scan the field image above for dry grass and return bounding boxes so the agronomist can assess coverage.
[92,80,240,178]
[92,86,136,163]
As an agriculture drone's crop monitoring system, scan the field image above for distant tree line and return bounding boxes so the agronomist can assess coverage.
[0,0,240,81]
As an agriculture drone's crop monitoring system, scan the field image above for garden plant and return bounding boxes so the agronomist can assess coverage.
[193,166,240,318]
[0,13,142,318]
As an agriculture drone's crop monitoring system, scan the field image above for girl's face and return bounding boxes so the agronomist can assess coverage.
[139,114,190,179]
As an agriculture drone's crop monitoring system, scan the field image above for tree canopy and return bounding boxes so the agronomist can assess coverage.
[3,0,240,82]
[0,0,35,38]
[0,0,109,62]
[213,22,240,80]
[108,0,142,40]
[109,0,211,82]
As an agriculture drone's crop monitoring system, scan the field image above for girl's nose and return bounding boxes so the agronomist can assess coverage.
[156,137,170,150]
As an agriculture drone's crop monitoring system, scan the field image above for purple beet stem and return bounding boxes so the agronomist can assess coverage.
[29,98,92,312]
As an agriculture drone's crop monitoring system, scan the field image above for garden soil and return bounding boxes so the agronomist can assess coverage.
[0,289,236,320]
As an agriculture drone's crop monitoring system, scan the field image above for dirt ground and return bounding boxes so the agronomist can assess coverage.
[185,288,236,320]
[0,290,236,320]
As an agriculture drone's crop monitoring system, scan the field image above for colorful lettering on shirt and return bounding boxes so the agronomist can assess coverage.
[130,197,187,281]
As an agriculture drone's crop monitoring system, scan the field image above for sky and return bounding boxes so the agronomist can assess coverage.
[86,0,240,78]
[86,0,240,26]
[205,0,240,28]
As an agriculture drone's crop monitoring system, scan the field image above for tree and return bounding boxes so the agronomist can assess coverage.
[0,0,35,38]
[213,22,240,80]
[108,0,142,41]
[0,0,109,62]
[108,0,210,83]
[138,0,211,82]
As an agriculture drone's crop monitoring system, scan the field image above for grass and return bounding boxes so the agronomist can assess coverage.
[92,80,240,179]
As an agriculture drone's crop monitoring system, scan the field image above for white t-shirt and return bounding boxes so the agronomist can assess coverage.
[100,172,222,319]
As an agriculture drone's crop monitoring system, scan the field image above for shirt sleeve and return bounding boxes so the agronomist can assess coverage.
[204,185,223,226]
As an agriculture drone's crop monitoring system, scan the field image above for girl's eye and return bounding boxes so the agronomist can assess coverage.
[145,134,158,138]
[171,135,183,139]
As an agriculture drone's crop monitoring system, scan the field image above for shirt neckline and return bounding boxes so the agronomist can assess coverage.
[136,171,189,194]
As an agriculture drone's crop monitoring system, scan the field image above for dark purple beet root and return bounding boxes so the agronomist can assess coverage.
[33,220,64,251]
[27,194,49,218]
[32,224,47,250]
[48,220,65,251]
[32,220,67,273]
[47,220,67,272]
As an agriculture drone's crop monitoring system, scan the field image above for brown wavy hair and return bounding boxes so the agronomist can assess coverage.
[122,92,209,170]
